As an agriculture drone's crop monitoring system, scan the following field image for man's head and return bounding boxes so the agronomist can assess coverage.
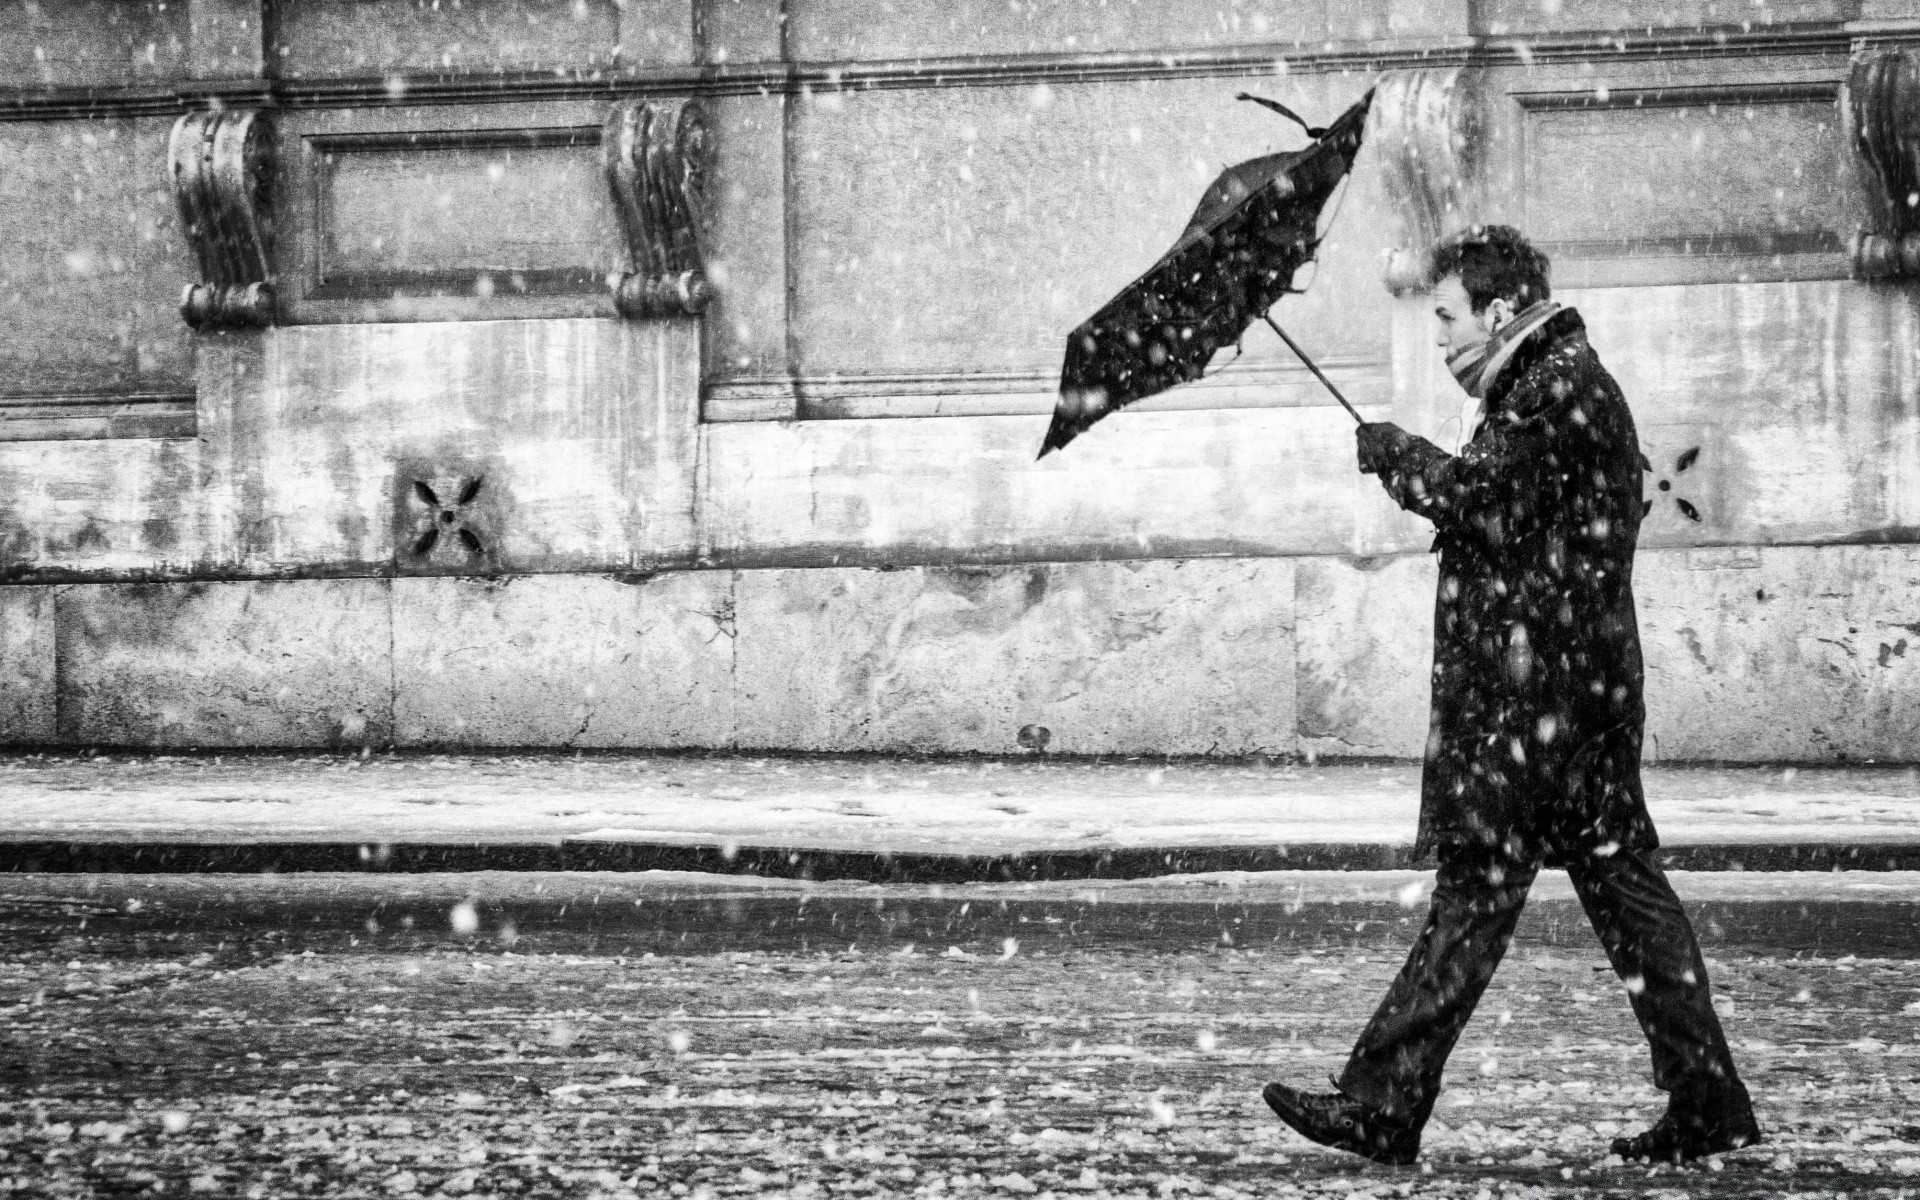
[1428,225,1552,356]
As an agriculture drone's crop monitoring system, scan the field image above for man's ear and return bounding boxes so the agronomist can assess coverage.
[1485,297,1514,334]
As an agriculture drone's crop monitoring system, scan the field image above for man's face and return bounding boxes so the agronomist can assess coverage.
[1431,274,1512,356]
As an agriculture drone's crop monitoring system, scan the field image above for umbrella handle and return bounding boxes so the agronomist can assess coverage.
[1262,314,1363,424]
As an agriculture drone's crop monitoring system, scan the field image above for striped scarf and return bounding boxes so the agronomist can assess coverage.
[1447,300,1565,402]
[1444,300,1565,451]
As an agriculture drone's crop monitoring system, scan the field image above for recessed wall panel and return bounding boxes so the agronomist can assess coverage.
[1522,88,1849,285]
[312,129,617,300]
[1477,0,1854,35]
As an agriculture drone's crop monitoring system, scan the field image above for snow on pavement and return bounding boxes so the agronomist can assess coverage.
[0,875,1916,1199]
[1,753,1916,852]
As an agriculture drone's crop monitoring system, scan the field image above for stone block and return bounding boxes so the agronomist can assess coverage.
[391,572,734,748]
[1575,282,1920,549]
[190,0,268,79]
[0,1,190,87]
[0,437,210,578]
[56,579,393,748]
[733,558,1295,755]
[0,586,56,744]
[187,318,701,580]
[789,1,1366,71]
[702,406,1369,567]
[1637,544,1920,762]
[1294,554,1437,760]
[0,116,190,397]
[615,0,696,65]
[272,0,623,77]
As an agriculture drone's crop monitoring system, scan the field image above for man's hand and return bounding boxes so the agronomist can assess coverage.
[1356,421,1408,476]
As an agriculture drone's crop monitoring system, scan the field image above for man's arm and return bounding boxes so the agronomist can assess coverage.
[1358,419,1540,535]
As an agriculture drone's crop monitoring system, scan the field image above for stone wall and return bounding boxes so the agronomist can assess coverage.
[3,2,1920,759]
[5,545,1918,760]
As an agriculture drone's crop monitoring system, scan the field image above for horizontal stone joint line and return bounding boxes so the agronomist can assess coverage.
[3,841,1918,879]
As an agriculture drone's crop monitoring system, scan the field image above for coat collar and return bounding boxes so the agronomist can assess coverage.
[1485,306,1587,416]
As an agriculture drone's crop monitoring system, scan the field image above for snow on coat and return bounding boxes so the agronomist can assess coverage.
[1367,307,1657,865]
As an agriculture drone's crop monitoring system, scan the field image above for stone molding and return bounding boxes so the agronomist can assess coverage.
[0,26,1871,124]
[0,393,196,443]
[169,107,275,328]
[1845,45,1920,280]
[1517,80,1847,289]
[603,99,711,319]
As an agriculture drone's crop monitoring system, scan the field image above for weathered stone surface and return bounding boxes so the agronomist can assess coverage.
[0,115,191,397]
[271,0,626,77]
[701,91,790,398]
[0,437,207,578]
[193,318,701,578]
[789,0,1404,60]
[390,572,734,749]
[786,75,1390,383]
[2,316,705,584]
[1571,282,1920,550]
[1376,283,1920,557]
[0,586,55,744]
[1637,544,1920,763]
[1295,546,1920,765]
[55,579,392,748]
[1294,554,1437,760]
[732,558,1296,755]
[19,545,1920,760]
[0,1,191,87]
[700,407,1375,568]
[189,0,269,80]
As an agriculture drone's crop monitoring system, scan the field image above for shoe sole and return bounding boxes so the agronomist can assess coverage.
[1611,1128,1766,1164]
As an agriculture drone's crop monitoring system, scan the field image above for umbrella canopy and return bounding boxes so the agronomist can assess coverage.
[1038,89,1373,458]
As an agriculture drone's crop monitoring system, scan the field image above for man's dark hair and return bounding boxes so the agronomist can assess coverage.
[1430,225,1551,313]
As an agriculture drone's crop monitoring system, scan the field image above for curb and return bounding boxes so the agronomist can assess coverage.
[3,840,1919,880]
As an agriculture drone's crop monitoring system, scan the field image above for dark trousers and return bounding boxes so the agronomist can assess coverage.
[1336,847,1747,1127]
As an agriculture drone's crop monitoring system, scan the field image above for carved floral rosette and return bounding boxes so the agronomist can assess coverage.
[169,108,275,328]
[603,99,710,319]
[1845,47,1920,281]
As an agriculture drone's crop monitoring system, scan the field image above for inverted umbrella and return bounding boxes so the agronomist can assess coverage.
[1038,89,1373,458]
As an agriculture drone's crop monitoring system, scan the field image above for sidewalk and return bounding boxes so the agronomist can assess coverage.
[2,751,1917,878]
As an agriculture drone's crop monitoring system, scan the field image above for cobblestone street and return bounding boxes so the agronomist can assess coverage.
[2,873,1917,1199]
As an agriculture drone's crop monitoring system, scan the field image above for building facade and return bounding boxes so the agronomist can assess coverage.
[1,0,1917,758]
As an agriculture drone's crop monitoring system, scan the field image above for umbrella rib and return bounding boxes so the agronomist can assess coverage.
[1262,313,1362,424]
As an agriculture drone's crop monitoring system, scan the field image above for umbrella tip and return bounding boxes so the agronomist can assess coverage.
[1037,413,1078,459]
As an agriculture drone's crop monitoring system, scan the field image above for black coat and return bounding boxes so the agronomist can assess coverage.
[1369,308,1657,865]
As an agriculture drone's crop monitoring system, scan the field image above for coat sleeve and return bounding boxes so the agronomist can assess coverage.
[1372,415,1548,545]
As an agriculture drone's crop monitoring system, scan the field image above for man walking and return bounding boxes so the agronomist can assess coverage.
[1262,226,1761,1166]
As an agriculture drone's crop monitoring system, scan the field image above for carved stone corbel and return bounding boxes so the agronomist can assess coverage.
[1844,47,1920,280]
[603,99,710,319]
[168,107,275,328]
[1368,70,1483,295]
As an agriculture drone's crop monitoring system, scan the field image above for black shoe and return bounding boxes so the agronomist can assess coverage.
[1610,1092,1764,1163]
[1261,1082,1420,1165]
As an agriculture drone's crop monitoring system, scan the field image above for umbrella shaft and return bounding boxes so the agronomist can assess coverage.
[1263,314,1362,424]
